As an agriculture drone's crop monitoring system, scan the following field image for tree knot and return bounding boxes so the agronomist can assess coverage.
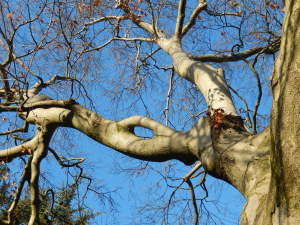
[207,108,246,133]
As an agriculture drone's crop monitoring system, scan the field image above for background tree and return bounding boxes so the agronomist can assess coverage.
[0,0,298,224]
[0,162,99,224]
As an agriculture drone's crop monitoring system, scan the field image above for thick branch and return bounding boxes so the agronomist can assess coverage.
[21,103,213,165]
[157,38,237,114]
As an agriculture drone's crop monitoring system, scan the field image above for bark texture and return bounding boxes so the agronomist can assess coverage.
[0,1,299,224]
[270,0,300,224]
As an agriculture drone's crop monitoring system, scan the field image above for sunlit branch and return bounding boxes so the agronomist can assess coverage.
[182,1,207,36]
[183,161,202,181]
[113,37,155,42]
[0,125,54,162]
[0,105,19,112]
[175,0,187,38]
[83,37,155,53]
[84,16,127,26]
[21,98,75,109]
[28,151,43,224]
[204,8,241,17]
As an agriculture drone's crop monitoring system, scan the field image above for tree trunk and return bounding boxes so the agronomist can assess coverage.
[239,1,300,224]
[270,0,300,224]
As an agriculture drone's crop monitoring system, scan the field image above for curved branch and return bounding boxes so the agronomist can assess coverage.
[21,103,212,165]
[28,125,55,225]
[189,40,280,62]
[0,137,38,162]
[182,1,207,36]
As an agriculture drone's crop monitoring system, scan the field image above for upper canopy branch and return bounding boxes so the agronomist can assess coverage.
[189,39,280,62]
[181,1,207,37]
[174,0,187,38]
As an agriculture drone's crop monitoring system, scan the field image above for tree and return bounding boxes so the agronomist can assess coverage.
[0,0,298,224]
[0,162,98,224]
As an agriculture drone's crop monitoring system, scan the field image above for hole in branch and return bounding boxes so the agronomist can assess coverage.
[132,126,154,139]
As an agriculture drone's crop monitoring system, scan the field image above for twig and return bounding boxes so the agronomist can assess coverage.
[244,57,262,134]
[49,147,85,168]
[164,68,174,126]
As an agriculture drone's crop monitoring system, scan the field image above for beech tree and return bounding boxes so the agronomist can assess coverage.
[0,0,299,224]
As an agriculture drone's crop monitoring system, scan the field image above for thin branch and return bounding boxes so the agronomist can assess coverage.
[228,85,253,129]
[175,0,187,38]
[82,38,114,53]
[182,1,208,36]
[116,1,159,36]
[205,8,241,17]
[244,58,262,134]
[183,161,203,181]
[164,68,174,127]
[0,121,28,135]
[186,179,199,225]
[49,147,85,167]
[145,0,158,37]
[84,15,126,26]
[113,37,155,42]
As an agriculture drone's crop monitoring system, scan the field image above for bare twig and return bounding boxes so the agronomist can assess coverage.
[164,68,174,127]
[49,147,85,168]
[244,57,262,134]
[228,85,253,129]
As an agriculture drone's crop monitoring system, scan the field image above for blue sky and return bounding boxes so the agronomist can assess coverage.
[0,0,281,224]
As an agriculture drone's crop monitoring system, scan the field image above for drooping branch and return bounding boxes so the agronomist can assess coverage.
[28,125,55,225]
